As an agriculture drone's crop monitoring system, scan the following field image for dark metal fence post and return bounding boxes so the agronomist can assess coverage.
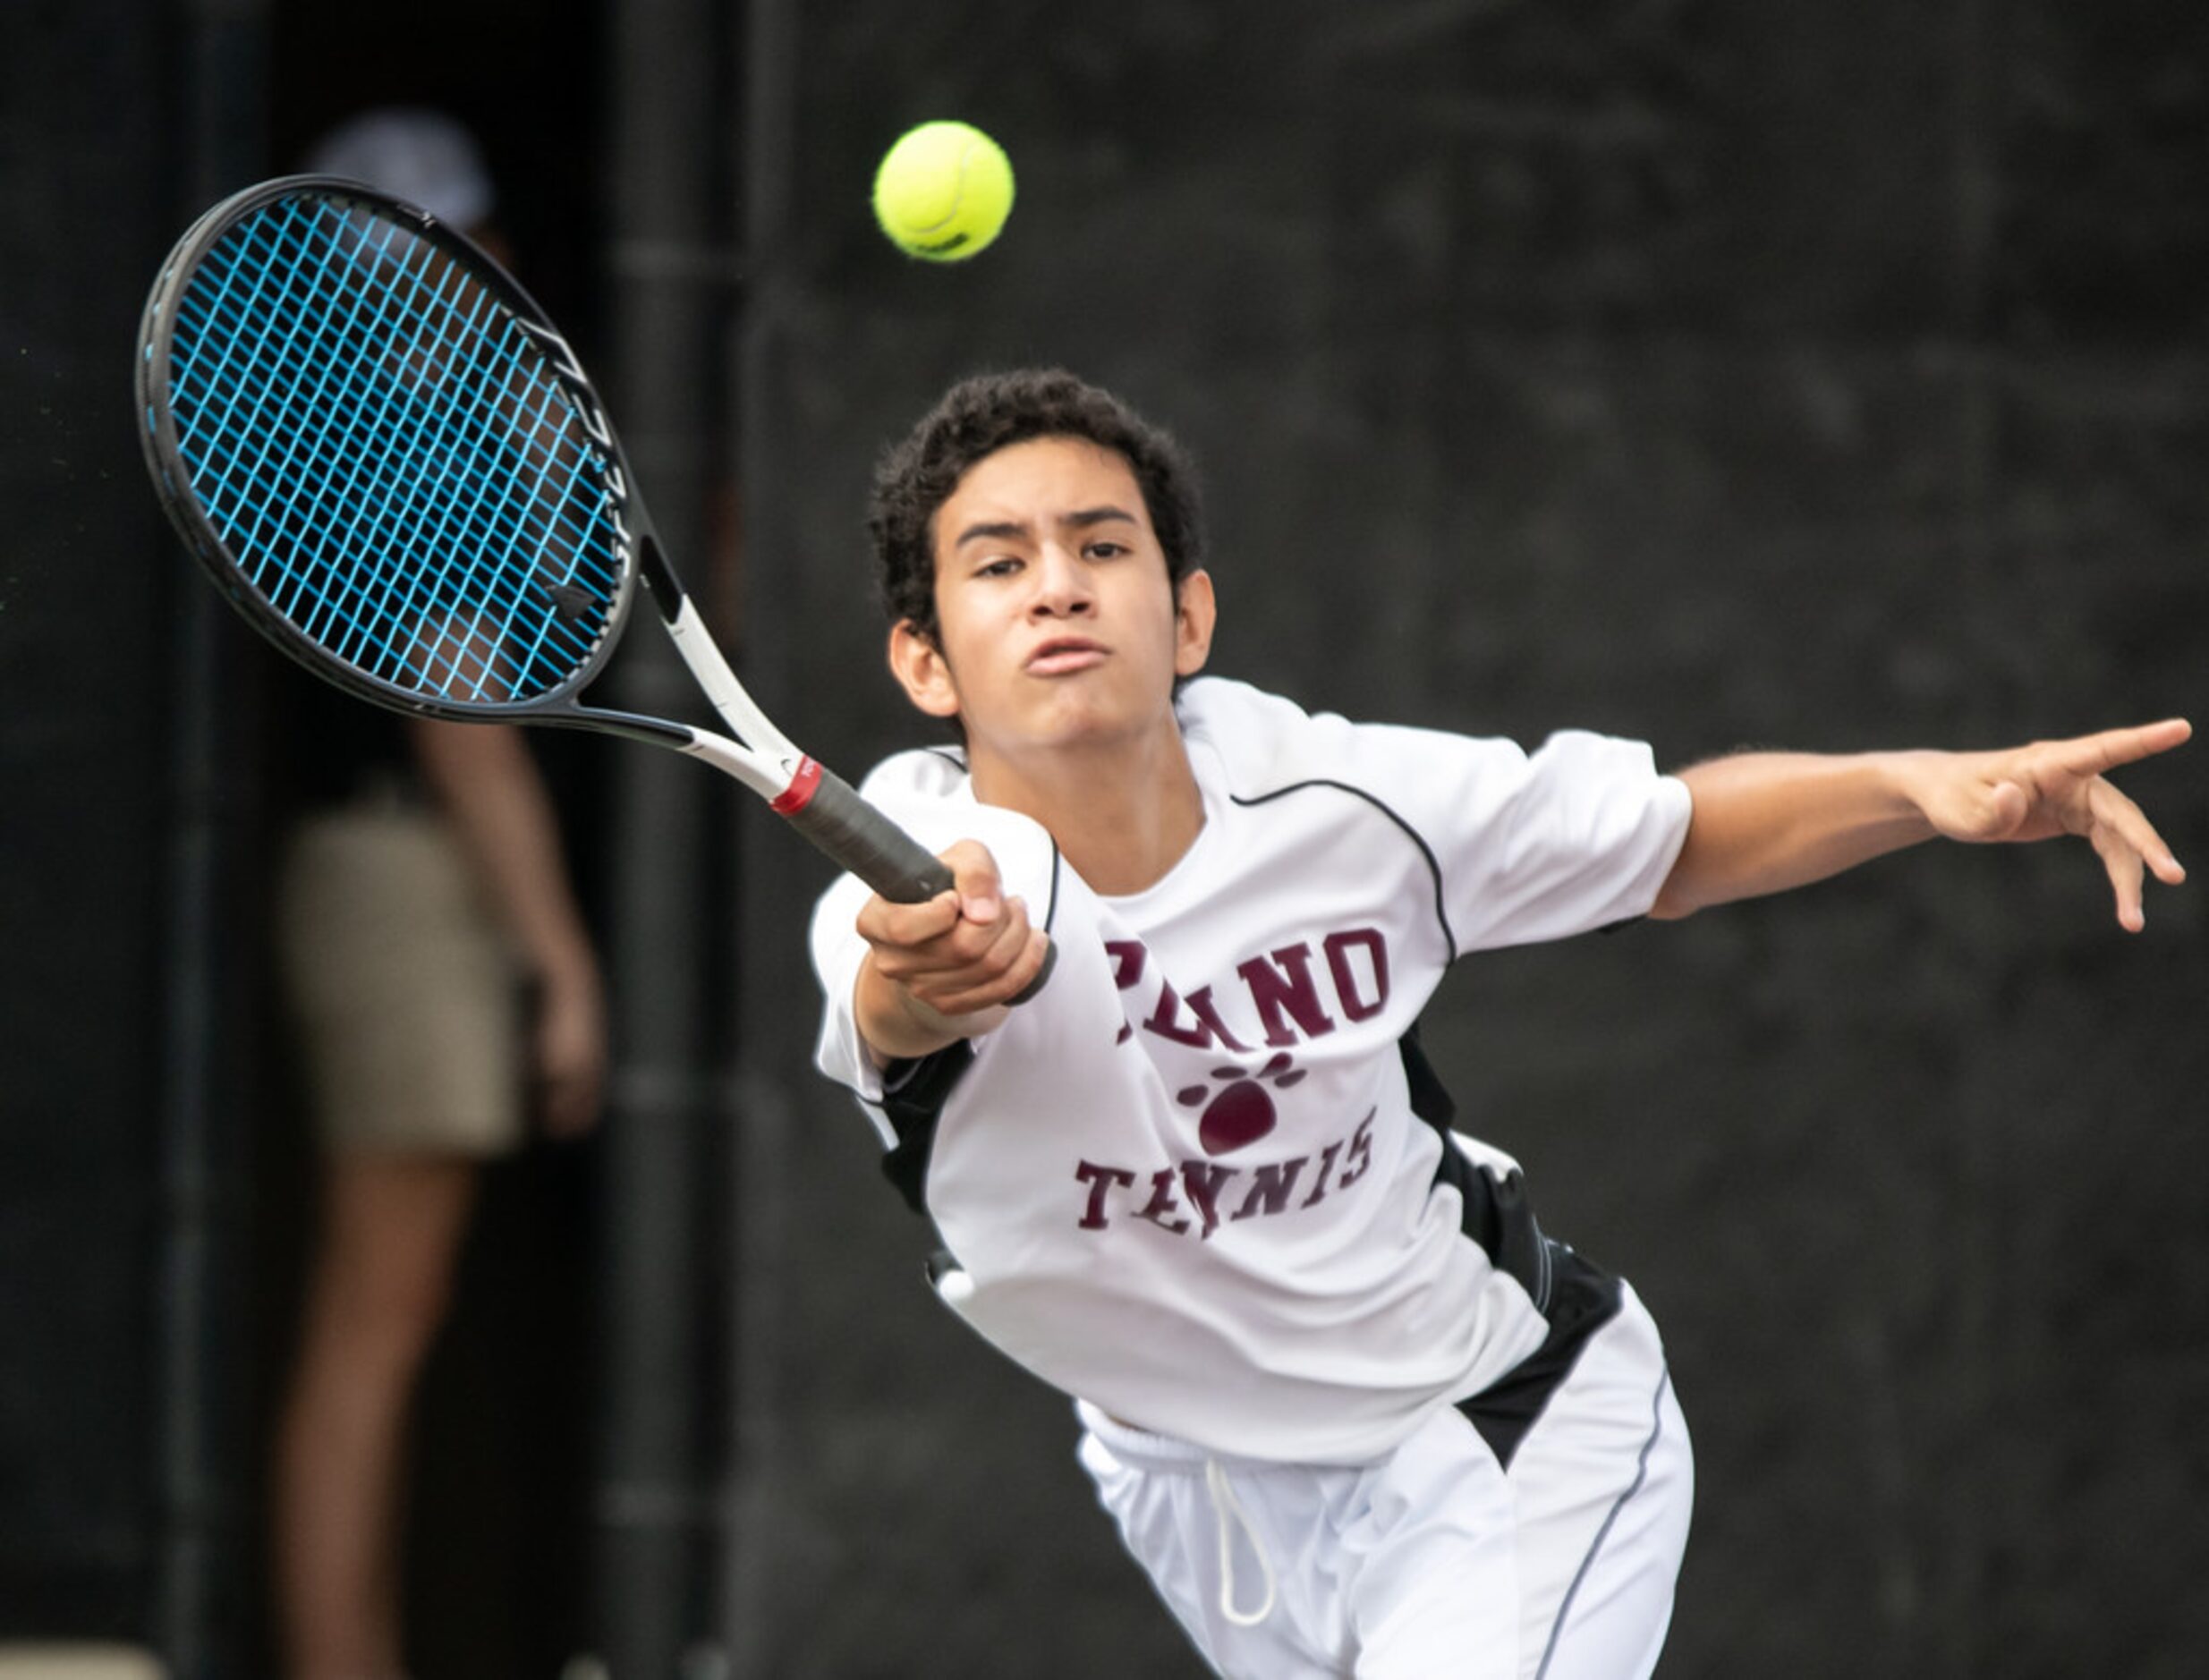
[724,0,798,1673]
[594,2,741,1674]
[155,4,266,1672]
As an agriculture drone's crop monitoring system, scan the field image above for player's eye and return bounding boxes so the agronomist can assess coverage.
[975,555,1023,579]
[1083,539,1127,561]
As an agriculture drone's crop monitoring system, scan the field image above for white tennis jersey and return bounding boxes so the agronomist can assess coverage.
[811,677,1692,1465]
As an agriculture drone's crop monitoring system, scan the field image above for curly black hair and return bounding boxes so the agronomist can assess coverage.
[867,368,1205,645]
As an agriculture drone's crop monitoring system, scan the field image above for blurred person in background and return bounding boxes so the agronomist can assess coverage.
[268,107,607,1680]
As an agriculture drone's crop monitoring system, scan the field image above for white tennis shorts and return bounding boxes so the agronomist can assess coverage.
[1075,1283,1691,1679]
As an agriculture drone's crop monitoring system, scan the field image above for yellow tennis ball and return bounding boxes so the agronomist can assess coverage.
[872,122,1015,261]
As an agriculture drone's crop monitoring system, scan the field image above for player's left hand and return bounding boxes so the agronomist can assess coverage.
[1912,717,2191,930]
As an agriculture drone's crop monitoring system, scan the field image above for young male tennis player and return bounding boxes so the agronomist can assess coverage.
[809,369,2188,1678]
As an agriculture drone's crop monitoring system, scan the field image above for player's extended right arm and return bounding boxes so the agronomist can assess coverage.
[853,839,1053,1063]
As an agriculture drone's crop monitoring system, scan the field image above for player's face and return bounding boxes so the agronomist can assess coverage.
[890,436,1214,771]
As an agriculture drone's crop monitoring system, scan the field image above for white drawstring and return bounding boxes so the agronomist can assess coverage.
[1204,1457,1278,1628]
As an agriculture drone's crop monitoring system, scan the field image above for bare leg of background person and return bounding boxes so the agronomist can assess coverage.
[274,1156,480,1680]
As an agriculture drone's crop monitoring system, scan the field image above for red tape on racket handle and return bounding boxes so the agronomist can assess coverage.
[779,764,1055,1003]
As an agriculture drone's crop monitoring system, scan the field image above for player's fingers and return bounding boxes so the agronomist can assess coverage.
[921,897,1039,1014]
[855,883,964,953]
[2051,717,2193,776]
[1945,776,2027,842]
[2089,777,2187,887]
[907,888,1032,973]
[2090,819,2148,933]
[945,927,1052,1014]
[940,839,1007,926]
[956,894,1038,986]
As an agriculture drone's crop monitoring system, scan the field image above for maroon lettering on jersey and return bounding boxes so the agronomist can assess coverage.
[1105,939,1146,990]
[1338,1110,1376,1188]
[1300,1141,1344,1208]
[1106,929,1393,1058]
[1230,1156,1307,1221]
[1178,1161,1240,1240]
[1144,980,1253,1052]
[1236,944,1338,1047]
[1134,1167,1192,1235]
[1298,1139,1334,1209]
[1323,929,1389,1021]
[1068,1111,1379,1239]
[1075,1160,1136,1230]
[1184,987,1254,1052]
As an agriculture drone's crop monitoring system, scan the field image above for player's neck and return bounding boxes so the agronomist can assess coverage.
[969,729,1204,895]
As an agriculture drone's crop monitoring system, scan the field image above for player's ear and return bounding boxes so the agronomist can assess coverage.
[1173,569,1216,679]
[888,619,962,718]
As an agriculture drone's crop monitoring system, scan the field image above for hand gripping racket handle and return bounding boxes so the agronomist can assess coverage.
[784,766,1056,1003]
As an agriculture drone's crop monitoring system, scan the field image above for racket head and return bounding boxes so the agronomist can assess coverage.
[137,175,640,722]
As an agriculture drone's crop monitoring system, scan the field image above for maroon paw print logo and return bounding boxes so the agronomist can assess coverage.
[1178,1052,1307,1156]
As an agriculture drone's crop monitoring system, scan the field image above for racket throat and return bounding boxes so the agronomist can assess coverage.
[634,531,688,624]
[768,756,825,814]
[644,548,803,760]
[661,729,795,802]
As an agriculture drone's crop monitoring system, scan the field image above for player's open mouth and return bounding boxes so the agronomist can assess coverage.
[1027,639,1107,675]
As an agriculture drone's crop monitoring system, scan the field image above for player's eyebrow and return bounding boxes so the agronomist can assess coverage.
[952,518,1031,549]
[951,505,1141,549]
[1061,504,1139,531]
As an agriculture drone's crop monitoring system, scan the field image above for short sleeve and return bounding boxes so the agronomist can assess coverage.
[1357,724,1691,952]
[1178,681,1690,958]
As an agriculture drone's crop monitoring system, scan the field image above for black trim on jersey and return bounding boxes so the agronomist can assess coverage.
[1456,1243,1621,1470]
[1401,1023,1625,1469]
[1398,1021,1457,1130]
[1430,1128,1555,1311]
[1040,837,1063,933]
[1406,1027,1548,1308]
[877,1041,977,1214]
[1230,782,1457,962]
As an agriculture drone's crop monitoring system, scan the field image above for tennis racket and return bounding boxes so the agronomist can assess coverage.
[137,175,1050,993]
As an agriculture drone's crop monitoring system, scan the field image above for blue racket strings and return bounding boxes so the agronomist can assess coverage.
[164,194,625,705]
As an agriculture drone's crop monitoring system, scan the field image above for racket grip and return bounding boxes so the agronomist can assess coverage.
[786,764,951,902]
[785,767,1056,1003]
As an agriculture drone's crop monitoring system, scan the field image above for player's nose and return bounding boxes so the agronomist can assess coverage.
[1028,542,1094,615]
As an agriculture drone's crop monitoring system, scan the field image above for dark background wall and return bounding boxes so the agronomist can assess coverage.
[1,0,181,1636]
[3,2,2205,1677]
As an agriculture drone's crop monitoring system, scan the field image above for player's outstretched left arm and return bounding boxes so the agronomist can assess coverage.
[1651,717,2191,929]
